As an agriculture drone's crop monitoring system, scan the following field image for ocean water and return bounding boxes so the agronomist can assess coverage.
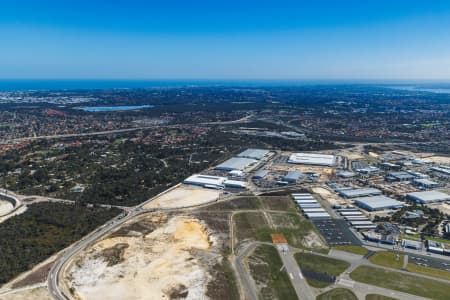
[388,85,450,94]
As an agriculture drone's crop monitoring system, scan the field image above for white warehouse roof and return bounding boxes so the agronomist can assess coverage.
[406,191,450,203]
[295,200,317,203]
[237,148,269,160]
[305,212,331,219]
[224,180,247,189]
[215,157,257,171]
[302,208,326,212]
[340,211,363,216]
[339,188,382,198]
[355,196,405,211]
[184,174,227,189]
[288,153,336,166]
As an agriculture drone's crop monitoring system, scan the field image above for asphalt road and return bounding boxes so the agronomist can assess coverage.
[47,184,184,300]
[47,209,141,299]
[277,245,315,300]
[234,243,259,300]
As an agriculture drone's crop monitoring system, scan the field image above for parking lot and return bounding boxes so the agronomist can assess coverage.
[313,219,362,246]
[407,253,450,271]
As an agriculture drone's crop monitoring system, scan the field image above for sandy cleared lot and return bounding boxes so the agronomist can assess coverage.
[144,185,220,209]
[422,156,450,164]
[0,287,51,300]
[311,186,340,206]
[428,202,450,216]
[0,200,13,216]
[66,214,220,300]
[311,187,333,197]
[338,150,365,160]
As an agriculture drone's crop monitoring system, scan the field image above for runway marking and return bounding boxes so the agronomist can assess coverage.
[339,278,354,288]
[289,273,294,279]
[298,271,303,279]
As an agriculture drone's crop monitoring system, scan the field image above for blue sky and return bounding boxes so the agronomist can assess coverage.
[1,0,450,80]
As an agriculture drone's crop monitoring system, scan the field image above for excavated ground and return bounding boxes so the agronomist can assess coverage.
[65,213,222,300]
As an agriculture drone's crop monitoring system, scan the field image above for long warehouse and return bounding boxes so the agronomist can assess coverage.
[288,153,336,166]
[355,196,405,211]
[215,157,257,171]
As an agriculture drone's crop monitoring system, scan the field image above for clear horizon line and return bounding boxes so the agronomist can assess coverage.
[0,78,449,83]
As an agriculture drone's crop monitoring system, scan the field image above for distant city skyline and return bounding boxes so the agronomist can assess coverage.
[1,0,450,80]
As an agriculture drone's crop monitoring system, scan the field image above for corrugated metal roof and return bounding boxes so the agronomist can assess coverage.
[253,169,269,178]
[407,191,450,203]
[355,195,404,210]
[237,148,269,160]
[288,153,336,166]
[215,157,257,171]
[284,171,303,181]
[339,188,382,198]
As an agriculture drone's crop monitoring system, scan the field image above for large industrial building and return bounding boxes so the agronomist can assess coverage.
[184,174,247,189]
[338,187,382,199]
[291,193,331,219]
[406,191,450,204]
[215,157,257,171]
[385,171,415,182]
[355,195,405,211]
[284,171,304,183]
[184,174,226,189]
[413,178,439,189]
[288,153,336,166]
[237,148,270,160]
[252,169,270,179]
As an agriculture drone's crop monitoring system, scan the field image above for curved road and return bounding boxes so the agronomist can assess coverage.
[47,183,229,300]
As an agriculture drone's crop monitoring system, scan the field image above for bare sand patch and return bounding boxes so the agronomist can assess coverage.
[312,187,340,206]
[0,206,26,224]
[66,215,219,300]
[0,200,13,216]
[368,152,379,158]
[338,150,364,160]
[302,231,325,248]
[144,185,220,209]
[422,156,450,164]
[311,187,333,197]
[0,287,51,300]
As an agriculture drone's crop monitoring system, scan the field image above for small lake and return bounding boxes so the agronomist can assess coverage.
[77,105,154,112]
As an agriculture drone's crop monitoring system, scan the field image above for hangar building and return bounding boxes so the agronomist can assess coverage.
[288,153,336,166]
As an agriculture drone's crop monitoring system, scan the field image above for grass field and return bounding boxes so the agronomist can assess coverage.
[424,236,450,245]
[254,217,326,250]
[207,196,261,210]
[259,196,297,212]
[366,294,398,300]
[407,263,450,281]
[295,253,350,288]
[247,245,297,300]
[316,288,357,300]
[368,251,404,269]
[234,211,269,241]
[350,266,450,300]
[333,245,369,256]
